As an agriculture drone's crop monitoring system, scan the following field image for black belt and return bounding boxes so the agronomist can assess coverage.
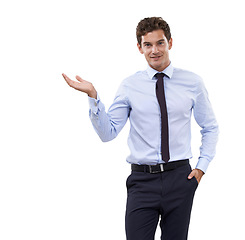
[131,159,189,174]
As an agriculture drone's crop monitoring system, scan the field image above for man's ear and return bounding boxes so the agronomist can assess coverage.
[168,38,173,50]
[137,43,144,54]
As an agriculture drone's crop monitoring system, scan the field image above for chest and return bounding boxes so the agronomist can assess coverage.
[128,80,195,119]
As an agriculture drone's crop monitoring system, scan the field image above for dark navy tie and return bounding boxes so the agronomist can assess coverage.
[155,73,170,162]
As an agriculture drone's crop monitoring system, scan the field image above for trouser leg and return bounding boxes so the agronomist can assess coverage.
[125,172,161,240]
[160,164,198,240]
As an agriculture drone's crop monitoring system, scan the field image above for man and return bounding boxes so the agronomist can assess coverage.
[62,17,219,240]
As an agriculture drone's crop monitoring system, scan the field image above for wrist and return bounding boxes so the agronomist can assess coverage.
[87,86,97,99]
[195,168,205,176]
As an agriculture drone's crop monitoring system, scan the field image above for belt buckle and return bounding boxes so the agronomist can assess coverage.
[149,164,164,174]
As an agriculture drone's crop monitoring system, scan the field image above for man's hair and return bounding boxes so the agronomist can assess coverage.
[136,17,171,46]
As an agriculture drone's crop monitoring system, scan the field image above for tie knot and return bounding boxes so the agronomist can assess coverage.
[155,73,165,80]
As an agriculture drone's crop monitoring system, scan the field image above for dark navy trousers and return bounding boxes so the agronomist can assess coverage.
[125,163,198,240]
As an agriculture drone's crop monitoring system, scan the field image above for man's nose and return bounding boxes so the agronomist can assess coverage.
[152,45,159,54]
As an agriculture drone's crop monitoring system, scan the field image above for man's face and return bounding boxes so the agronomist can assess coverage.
[137,29,172,72]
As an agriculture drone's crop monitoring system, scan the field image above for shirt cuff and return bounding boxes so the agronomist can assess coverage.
[88,95,100,114]
[195,157,210,173]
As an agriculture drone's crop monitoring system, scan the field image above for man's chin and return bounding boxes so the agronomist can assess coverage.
[148,59,170,72]
[149,63,163,71]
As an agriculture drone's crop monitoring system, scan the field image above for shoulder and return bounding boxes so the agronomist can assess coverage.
[173,67,202,81]
[116,70,147,92]
[172,67,204,90]
[124,70,148,81]
[120,70,148,87]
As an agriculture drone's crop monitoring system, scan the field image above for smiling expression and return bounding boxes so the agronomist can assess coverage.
[137,29,173,72]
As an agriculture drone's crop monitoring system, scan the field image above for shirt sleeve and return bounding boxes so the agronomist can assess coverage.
[193,78,219,173]
[88,80,130,142]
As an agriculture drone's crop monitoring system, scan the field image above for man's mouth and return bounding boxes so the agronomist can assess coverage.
[150,55,162,60]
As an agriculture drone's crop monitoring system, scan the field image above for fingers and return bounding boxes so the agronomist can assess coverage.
[62,73,88,92]
[188,170,199,184]
[62,73,67,80]
[62,73,70,83]
[188,169,204,184]
[188,171,194,180]
[62,73,73,87]
[62,73,94,94]
[75,75,84,82]
[62,73,68,79]
[62,74,84,84]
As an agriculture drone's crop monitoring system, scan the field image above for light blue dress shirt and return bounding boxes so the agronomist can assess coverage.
[88,63,219,173]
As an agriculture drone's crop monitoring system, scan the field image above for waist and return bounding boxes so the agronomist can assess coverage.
[131,159,189,174]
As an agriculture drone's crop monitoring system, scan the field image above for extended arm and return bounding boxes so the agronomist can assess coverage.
[62,74,130,142]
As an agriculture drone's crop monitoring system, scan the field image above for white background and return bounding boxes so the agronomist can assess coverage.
[1,0,244,239]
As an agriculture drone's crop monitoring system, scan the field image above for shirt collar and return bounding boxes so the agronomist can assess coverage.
[146,62,174,80]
